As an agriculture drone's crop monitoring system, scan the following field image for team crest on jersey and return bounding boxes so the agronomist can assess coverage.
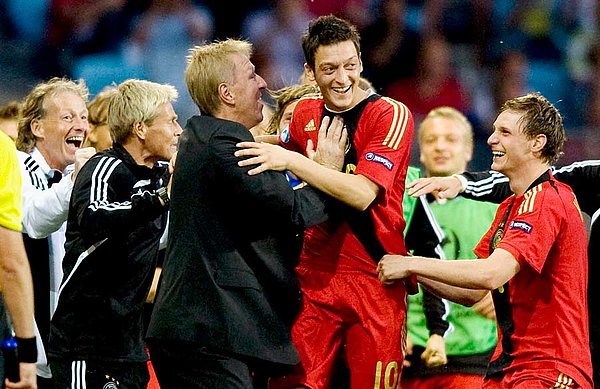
[280,126,290,143]
[509,220,532,233]
[304,119,316,132]
[365,152,394,170]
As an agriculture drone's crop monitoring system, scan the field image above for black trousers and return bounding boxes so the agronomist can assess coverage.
[147,340,269,389]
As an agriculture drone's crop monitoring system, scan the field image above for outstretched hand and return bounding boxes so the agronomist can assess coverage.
[235,141,297,175]
[407,176,463,199]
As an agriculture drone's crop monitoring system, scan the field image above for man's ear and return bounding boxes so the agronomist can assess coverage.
[132,121,146,140]
[531,133,547,154]
[303,63,316,83]
[218,83,234,105]
[30,118,44,138]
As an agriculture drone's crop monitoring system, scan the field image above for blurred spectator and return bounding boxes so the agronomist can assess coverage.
[0,101,21,141]
[385,35,471,123]
[472,50,530,133]
[36,0,131,77]
[242,0,312,89]
[360,0,421,92]
[306,0,374,30]
[490,0,577,63]
[126,0,214,120]
[422,0,492,91]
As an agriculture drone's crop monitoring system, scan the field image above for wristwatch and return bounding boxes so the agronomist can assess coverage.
[156,186,170,206]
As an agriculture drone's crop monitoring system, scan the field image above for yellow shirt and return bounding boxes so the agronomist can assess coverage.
[0,131,22,231]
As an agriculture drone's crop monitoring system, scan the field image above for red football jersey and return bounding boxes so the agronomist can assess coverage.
[474,175,593,387]
[282,94,414,274]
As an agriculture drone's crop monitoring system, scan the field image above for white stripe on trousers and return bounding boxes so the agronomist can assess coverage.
[71,360,87,389]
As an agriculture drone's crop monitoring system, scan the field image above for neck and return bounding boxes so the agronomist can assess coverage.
[325,87,369,113]
[121,140,155,168]
[215,107,252,129]
[36,145,67,172]
[507,162,550,196]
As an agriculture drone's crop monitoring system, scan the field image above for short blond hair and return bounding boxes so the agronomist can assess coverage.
[418,106,473,146]
[185,39,252,116]
[17,77,89,153]
[108,79,178,144]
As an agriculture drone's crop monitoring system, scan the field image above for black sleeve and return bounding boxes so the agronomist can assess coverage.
[461,170,511,204]
[405,196,449,337]
[552,161,600,216]
[211,125,330,230]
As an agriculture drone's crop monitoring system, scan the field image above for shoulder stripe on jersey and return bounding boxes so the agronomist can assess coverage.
[465,171,509,197]
[552,159,600,174]
[518,184,541,215]
[381,97,409,150]
[23,155,46,189]
[88,157,132,212]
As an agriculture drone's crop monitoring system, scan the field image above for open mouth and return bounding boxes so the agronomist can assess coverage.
[332,85,351,95]
[66,136,84,148]
[492,151,505,159]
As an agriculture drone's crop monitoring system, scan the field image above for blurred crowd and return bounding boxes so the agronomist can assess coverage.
[1,0,599,169]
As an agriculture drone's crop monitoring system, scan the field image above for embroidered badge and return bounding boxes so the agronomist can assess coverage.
[304,119,316,132]
[509,220,532,233]
[365,152,394,170]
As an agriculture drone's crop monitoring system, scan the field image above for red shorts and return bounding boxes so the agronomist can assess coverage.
[402,373,484,389]
[483,369,584,389]
[270,265,407,389]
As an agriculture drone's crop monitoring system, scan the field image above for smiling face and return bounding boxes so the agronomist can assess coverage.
[488,109,534,177]
[229,53,268,129]
[419,116,472,177]
[308,40,366,112]
[143,102,183,163]
[33,91,89,171]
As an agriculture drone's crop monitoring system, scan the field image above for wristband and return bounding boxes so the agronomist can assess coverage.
[451,173,468,193]
[15,336,37,363]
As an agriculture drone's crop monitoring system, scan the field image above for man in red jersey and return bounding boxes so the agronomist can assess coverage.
[236,15,414,389]
[378,93,593,388]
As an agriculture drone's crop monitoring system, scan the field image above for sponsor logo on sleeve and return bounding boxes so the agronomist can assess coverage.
[509,220,532,233]
[365,152,394,170]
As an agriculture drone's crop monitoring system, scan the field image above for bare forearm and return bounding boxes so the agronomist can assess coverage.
[287,154,378,211]
[418,276,488,306]
[0,228,35,338]
[407,256,499,290]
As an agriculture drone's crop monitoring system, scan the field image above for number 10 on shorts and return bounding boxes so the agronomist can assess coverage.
[373,360,400,389]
